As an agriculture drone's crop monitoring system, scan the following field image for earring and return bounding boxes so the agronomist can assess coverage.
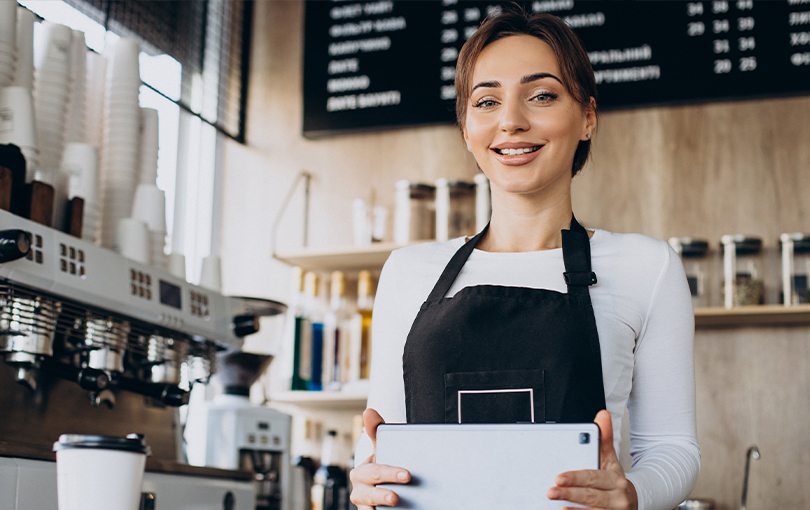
[466,144,472,151]
[585,133,591,139]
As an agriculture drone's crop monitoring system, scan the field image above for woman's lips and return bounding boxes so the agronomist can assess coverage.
[491,145,543,165]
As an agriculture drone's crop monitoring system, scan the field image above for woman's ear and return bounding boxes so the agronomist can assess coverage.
[582,97,597,141]
[462,128,472,152]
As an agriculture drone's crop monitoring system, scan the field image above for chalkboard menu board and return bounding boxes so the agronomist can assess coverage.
[303,0,810,138]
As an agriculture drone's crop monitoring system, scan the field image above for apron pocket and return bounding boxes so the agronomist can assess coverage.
[444,369,545,424]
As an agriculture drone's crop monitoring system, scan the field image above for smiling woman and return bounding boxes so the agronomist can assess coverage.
[349,6,700,510]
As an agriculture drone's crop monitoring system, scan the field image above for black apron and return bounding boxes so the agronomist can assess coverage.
[403,216,606,424]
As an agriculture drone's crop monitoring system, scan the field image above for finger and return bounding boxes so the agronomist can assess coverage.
[350,485,402,507]
[594,409,619,468]
[350,461,411,486]
[547,486,612,509]
[555,468,616,490]
[363,408,385,450]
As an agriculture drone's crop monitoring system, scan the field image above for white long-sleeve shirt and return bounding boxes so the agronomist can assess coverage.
[355,229,700,510]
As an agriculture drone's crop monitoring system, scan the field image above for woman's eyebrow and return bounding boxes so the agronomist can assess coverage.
[521,72,563,84]
[472,80,500,92]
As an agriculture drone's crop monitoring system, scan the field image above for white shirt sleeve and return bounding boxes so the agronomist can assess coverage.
[624,246,700,510]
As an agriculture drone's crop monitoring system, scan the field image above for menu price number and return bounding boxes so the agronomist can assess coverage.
[688,0,753,16]
[713,56,757,74]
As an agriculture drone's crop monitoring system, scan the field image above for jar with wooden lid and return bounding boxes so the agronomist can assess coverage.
[720,235,764,308]
[395,180,436,245]
[668,237,710,309]
[435,179,476,241]
[780,233,810,305]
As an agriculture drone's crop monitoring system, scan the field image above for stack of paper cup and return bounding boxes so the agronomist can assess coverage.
[115,218,149,264]
[13,7,34,90]
[0,86,39,179]
[0,2,17,88]
[199,256,222,292]
[34,21,73,173]
[131,183,167,268]
[84,51,106,151]
[139,108,159,185]
[62,142,99,242]
[99,38,141,249]
[167,253,186,280]
[64,30,87,144]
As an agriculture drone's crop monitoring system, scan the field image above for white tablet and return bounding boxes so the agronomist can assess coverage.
[376,423,600,509]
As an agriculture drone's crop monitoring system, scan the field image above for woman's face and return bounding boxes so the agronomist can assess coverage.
[463,35,595,197]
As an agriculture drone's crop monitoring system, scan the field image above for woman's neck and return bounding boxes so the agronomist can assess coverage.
[476,186,574,253]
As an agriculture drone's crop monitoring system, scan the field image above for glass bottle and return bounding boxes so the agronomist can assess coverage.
[721,235,764,308]
[668,237,710,309]
[290,267,311,391]
[304,272,325,391]
[780,233,810,305]
[312,430,348,510]
[323,271,353,391]
[356,271,374,380]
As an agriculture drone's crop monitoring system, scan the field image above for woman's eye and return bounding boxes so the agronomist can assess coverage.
[531,92,558,103]
[473,99,498,108]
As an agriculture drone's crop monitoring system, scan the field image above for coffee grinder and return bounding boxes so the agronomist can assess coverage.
[187,351,292,510]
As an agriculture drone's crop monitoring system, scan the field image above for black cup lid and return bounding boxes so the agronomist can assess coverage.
[780,233,810,254]
[669,237,709,258]
[720,235,762,255]
[53,434,151,455]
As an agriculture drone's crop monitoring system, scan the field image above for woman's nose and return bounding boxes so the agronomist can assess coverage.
[499,99,530,133]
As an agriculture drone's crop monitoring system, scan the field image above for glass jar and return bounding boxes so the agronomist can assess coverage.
[435,179,475,241]
[395,180,435,244]
[474,173,491,233]
[720,235,764,308]
[780,233,810,305]
[668,237,710,309]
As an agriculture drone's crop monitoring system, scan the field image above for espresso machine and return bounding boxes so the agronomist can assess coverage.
[186,352,291,510]
[0,208,288,510]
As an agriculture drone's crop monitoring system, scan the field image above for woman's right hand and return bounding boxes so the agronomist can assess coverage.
[349,408,411,508]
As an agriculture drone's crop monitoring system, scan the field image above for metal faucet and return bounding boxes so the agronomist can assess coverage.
[740,445,760,510]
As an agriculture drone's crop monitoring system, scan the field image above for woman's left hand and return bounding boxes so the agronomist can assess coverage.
[547,409,638,510]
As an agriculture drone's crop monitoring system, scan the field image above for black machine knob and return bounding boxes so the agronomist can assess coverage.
[161,384,190,407]
[78,368,110,391]
[233,314,259,337]
[0,230,32,263]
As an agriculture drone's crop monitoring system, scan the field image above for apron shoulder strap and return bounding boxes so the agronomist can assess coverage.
[426,225,488,302]
[561,215,597,295]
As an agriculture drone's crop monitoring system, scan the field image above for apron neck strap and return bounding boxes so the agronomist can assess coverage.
[426,215,596,302]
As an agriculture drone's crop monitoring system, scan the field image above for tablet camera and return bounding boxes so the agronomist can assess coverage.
[579,433,590,444]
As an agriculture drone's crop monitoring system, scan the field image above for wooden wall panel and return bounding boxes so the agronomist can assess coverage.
[221,2,810,508]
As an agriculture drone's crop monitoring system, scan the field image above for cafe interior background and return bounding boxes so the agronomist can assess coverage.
[1,1,809,509]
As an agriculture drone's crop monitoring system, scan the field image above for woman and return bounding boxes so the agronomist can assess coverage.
[350,7,699,510]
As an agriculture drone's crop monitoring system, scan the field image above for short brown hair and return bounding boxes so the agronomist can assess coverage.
[455,6,597,176]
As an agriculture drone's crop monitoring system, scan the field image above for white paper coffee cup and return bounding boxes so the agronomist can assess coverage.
[54,434,150,510]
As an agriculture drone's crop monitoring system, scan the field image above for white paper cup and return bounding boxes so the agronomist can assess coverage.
[199,255,222,291]
[0,86,38,148]
[63,142,99,204]
[108,38,141,81]
[167,253,186,280]
[115,218,149,264]
[131,183,166,233]
[13,7,35,89]
[35,22,72,74]
[0,1,17,47]
[54,434,150,510]
[139,108,159,185]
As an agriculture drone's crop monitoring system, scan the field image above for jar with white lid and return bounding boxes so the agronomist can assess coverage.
[780,233,810,305]
[721,235,764,308]
[435,179,476,241]
[668,237,710,309]
[395,180,436,245]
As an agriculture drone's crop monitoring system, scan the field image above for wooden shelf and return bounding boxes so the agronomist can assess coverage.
[274,241,431,272]
[694,304,810,328]
[270,388,368,410]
